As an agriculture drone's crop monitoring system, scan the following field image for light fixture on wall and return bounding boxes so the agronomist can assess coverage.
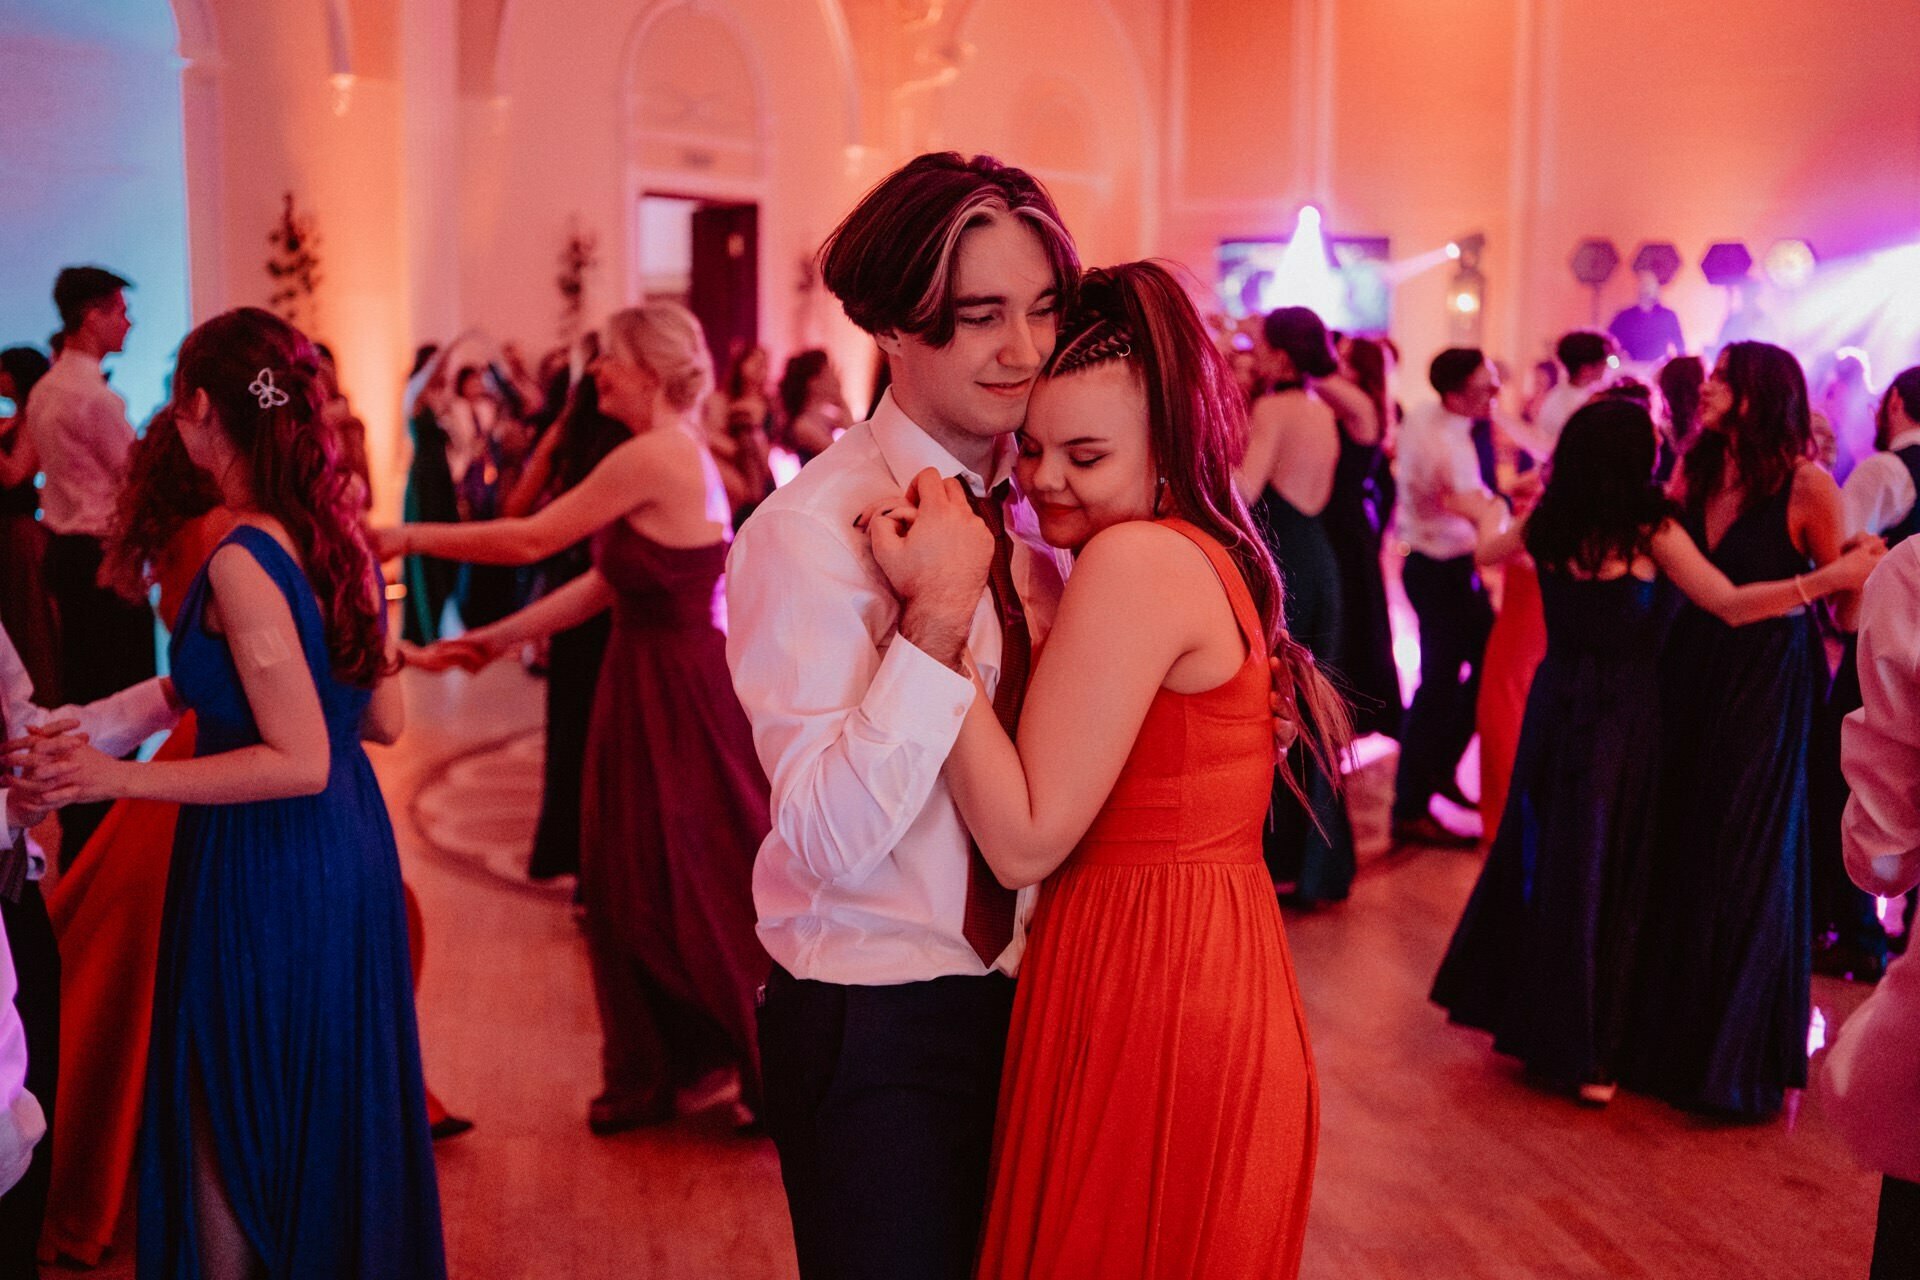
[1700,241,1754,286]
[330,72,356,117]
[1447,232,1486,344]
[1764,239,1817,289]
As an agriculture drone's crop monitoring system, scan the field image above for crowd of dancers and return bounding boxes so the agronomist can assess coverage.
[0,147,1916,1279]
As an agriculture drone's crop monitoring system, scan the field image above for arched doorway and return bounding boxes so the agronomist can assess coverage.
[623,0,770,377]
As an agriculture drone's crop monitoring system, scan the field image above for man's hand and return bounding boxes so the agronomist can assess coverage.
[864,468,993,671]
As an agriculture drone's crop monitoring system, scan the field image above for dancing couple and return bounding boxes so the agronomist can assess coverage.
[729,153,1338,1279]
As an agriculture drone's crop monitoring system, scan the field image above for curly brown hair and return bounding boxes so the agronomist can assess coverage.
[103,406,224,605]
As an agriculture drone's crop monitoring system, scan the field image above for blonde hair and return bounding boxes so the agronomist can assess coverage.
[604,302,714,412]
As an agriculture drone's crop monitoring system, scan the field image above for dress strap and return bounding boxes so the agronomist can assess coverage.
[1154,517,1268,657]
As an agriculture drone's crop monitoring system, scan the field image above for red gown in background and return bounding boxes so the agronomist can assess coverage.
[976,520,1318,1280]
[41,512,457,1265]
[1475,558,1548,850]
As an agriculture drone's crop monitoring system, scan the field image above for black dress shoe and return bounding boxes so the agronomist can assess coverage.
[587,1092,673,1136]
[430,1115,475,1142]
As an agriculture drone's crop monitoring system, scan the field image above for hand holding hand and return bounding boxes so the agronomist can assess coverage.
[402,636,499,674]
[1835,534,1888,591]
[370,526,407,561]
[864,469,994,670]
[1508,470,1545,517]
[5,723,120,810]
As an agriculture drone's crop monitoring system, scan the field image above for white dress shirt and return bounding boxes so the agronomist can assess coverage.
[2,622,178,869]
[1841,429,1920,537]
[23,350,135,538]
[1532,377,1605,456]
[726,391,1066,985]
[1394,401,1489,560]
[1842,538,1920,898]
[0,908,42,1197]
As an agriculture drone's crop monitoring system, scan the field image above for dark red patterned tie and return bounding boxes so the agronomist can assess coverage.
[961,483,1029,965]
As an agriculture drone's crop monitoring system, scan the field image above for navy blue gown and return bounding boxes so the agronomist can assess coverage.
[1253,485,1356,905]
[139,526,446,1277]
[1431,572,1673,1087]
[1624,484,1819,1118]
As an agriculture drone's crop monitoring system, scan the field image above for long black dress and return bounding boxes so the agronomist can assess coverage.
[1322,428,1402,738]
[1624,484,1819,1118]
[1253,485,1355,905]
[402,406,462,645]
[1431,572,1673,1087]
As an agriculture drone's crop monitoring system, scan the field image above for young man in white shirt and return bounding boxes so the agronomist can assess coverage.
[1391,348,1499,847]
[1812,365,1920,981]
[725,153,1078,1278]
[0,621,178,1266]
[1533,329,1616,455]
[24,266,154,864]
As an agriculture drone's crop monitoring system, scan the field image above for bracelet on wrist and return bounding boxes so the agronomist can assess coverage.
[1794,574,1813,607]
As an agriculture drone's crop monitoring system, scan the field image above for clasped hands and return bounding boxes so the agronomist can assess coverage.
[854,467,1301,753]
[1,718,106,826]
[397,636,500,676]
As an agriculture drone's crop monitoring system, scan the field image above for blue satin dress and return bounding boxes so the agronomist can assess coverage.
[139,526,445,1277]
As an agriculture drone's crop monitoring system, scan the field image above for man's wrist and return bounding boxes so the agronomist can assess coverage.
[899,597,974,673]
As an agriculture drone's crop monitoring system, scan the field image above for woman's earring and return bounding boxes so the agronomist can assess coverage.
[1153,474,1169,517]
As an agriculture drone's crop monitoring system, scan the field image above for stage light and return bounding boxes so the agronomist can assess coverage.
[1700,242,1754,286]
[1631,242,1682,286]
[1764,239,1817,289]
[1445,242,1462,261]
[1267,204,1343,319]
[1448,289,1480,315]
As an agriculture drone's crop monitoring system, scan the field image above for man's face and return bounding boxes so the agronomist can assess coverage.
[1448,361,1499,419]
[84,291,132,355]
[880,213,1061,457]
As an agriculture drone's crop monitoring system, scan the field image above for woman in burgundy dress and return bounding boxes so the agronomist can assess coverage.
[384,303,771,1133]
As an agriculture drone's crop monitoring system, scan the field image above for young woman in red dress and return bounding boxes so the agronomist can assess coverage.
[868,262,1347,1279]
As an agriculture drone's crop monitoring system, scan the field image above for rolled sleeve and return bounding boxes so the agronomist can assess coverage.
[726,508,976,887]
[1842,546,1920,896]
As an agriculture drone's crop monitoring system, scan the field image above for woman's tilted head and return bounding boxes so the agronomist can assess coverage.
[1524,398,1672,577]
[1679,340,1811,516]
[1024,262,1351,789]
[598,302,714,426]
[169,306,385,685]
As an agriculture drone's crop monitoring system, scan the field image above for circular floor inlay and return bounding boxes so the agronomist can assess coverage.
[413,728,572,898]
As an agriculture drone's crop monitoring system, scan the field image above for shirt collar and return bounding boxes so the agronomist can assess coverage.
[1888,429,1920,453]
[868,388,1014,498]
[53,349,104,381]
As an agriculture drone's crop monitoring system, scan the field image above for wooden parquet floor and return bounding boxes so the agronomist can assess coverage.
[66,664,1879,1279]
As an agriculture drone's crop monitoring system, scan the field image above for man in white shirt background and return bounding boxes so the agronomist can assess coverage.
[23,266,153,865]
[1811,364,1920,981]
[0,620,178,1266]
[1532,329,1617,455]
[1391,348,1500,847]
[725,152,1078,1278]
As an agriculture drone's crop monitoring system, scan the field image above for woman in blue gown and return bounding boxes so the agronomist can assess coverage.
[37,308,444,1277]
[1623,343,1863,1120]
[1432,399,1880,1104]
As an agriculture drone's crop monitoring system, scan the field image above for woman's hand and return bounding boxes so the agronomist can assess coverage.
[1833,534,1888,592]
[402,635,500,674]
[370,526,407,561]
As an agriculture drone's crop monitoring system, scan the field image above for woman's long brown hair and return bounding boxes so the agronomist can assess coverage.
[1046,262,1353,798]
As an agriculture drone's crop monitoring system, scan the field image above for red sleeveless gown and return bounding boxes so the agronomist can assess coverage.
[976,519,1319,1279]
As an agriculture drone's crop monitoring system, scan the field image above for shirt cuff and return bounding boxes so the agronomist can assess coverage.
[72,678,179,760]
[868,634,977,750]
